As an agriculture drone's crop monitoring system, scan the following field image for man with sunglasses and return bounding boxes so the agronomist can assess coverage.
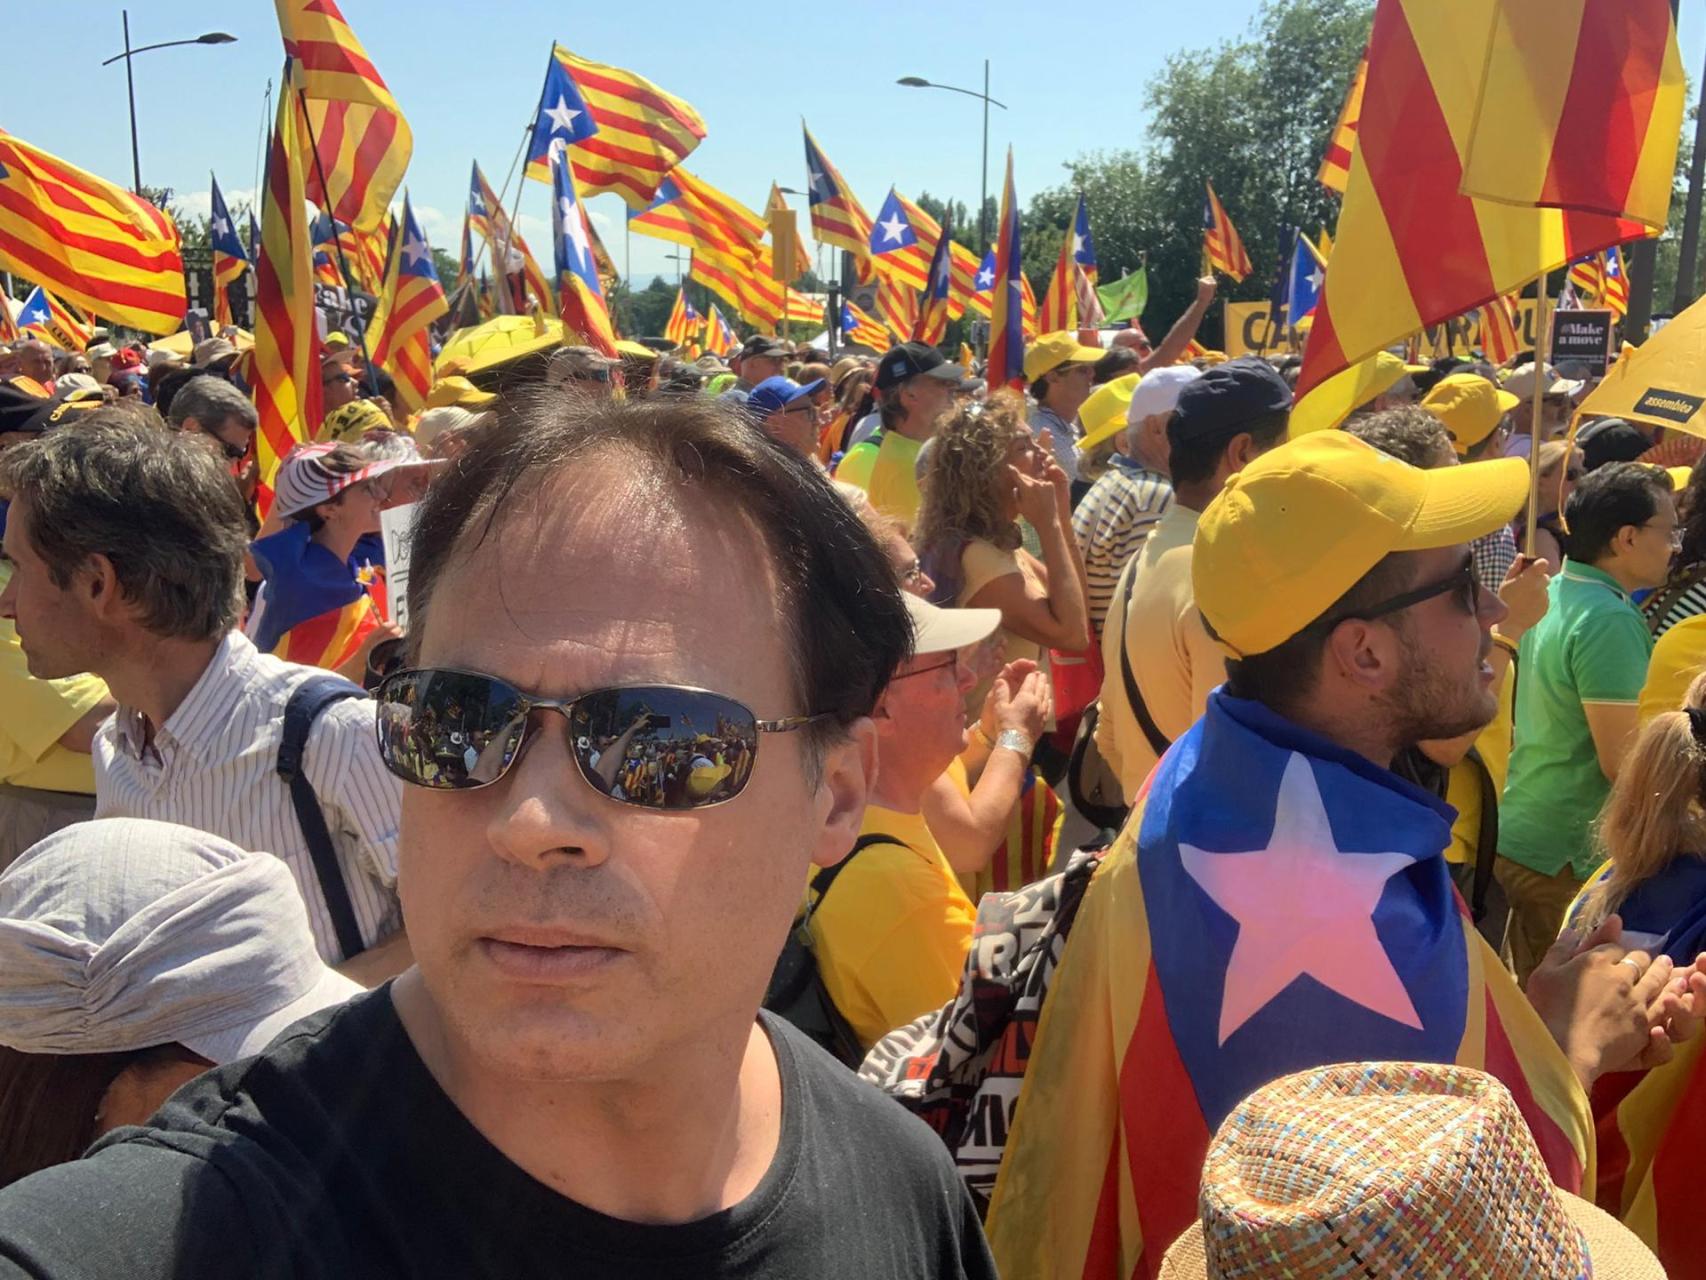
[980,431,1703,1278]
[1499,462,1679,984]
[165,374,257,465]
[320,349,363,418]
[0,394,999,1278]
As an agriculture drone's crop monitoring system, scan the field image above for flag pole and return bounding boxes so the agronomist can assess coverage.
[294,87,381,396]
[1525,275,1553,557]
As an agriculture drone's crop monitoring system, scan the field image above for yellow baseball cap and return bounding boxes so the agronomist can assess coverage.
[1024,331,1104,383]
[1076,374,1141,453]
[424,375,496,408]
[1193,431,1528,657]
[1421,373,1521,455]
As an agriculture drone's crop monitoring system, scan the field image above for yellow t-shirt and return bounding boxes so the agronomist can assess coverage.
[1639,613,1706,724]
[805,803,976,1050]
[1444,665,1515,867]
[0,566,108,794]
[866,433,925,531]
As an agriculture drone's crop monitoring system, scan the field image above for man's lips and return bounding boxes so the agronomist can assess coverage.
[478,928,630,981]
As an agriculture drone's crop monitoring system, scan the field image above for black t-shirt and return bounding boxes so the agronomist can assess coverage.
[0,989,996,1279]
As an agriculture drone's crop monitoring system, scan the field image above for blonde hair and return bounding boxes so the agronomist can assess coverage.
[1581,671,1706,928]
[914,390,1030,559]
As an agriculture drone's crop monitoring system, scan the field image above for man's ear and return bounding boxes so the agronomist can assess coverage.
[1323,618,1401,694]
[809,716,878,869]
[76,552,127,623]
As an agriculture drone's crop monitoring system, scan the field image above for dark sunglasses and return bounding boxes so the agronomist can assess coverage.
[374,668,826,809]
[1308,558,1482,634]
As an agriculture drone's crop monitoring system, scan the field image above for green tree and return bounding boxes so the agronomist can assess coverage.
[625,275,682,338]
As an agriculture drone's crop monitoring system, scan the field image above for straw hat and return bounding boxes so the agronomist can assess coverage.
[1160,1062,1662,1280]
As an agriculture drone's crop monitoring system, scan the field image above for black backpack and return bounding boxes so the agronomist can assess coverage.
[763,835,903,1067]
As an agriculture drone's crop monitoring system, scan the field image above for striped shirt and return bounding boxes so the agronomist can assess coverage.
[92,632,402,964]
[1071,456,1173,636]
[1028,405,1082,482]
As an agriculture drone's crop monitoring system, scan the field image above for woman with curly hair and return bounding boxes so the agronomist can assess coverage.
[915,392,1090,702]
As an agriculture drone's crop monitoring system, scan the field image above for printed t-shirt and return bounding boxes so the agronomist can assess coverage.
[0,989,997,1279]
[806,804,976,1050]
[1502,560,1653,877]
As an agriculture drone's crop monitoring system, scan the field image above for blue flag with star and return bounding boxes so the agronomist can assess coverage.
[525,51,599,184]
[869,187,919,256]
[1286,231,1327,331]
[550,149,617,352]
[209,174,248,265]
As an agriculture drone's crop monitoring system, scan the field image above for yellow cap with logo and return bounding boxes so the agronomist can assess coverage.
[1192,432,1528,657]
[1421,373,1521,455]
[1076,373,1141,453]
[1024,331,1104,383]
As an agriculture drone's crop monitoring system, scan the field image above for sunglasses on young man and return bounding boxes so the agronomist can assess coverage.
[374,668,827,809]
[1306,557,1483,635]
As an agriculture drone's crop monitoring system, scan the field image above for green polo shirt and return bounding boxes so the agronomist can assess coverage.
[1500,560,1653,877]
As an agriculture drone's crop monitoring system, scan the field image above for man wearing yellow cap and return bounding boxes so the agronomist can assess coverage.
[1422,373,1523,590]
[1025,333,1104,489]
[978,431,1695,1280]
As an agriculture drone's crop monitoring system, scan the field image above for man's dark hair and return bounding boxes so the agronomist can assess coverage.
[1167,411,1290,488]
[1092,348,1140,385]
[405,393,913,773]
[1215,553,1417,716]
[1345,407,1453,469]
[0,415,246,640]
[1028,373,1053,402]
[1564,462,1672,565]
[165,375,258,432]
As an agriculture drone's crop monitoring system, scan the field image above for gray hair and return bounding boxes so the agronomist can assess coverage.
[0,417,247,641]
[165,375,258,433]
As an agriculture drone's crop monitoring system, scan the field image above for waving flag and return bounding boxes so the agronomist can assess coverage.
[870,187,923,271]
[704,301,737,356]
[1097,268,1149,325]
[1460,0,1683,233]
[627,169,765,269]
[1568,252,1605,301]
[368,195,447,414]
[841,299,889,351]
[1202,181,1253,281]
[662,287,699,346]
[16,286,91,352]
[275,0,411,235]
[915,217,955,346]
[522,49,599,184]
[550,151,617,354]
[468,161,552,315]
[1286,232,1328,332]
[0,294,16,344]
[987,150,1026,391]
[1038,196,1098,332]
[1319,51,1368,194]
[983,692,1593,1279]
[802,124,873,260]
[0,129,184,333]
[1295,0,1651,405]
[207,173,249,330]
[1480,292,1523,364]
[1602,245,1631,318]
[253,75,322,498]
[532,44,705,208]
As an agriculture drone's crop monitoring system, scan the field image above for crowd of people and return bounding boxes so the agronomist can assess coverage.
[1,280,1705,1278]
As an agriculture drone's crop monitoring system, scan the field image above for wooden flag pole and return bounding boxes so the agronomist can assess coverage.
[1526,275,1554,557]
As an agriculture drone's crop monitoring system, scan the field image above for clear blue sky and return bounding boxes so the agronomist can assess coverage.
[10,1,1706,291]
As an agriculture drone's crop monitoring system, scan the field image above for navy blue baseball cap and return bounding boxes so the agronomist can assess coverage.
[1169,357,1293,450]
[746,376,826,417]
[875,342,978,392]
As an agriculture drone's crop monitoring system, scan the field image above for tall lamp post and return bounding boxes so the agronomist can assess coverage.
[897,63,1007,253]
[102,13,237,194]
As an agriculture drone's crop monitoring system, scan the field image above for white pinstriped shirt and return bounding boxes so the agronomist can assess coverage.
[92,632,403,964]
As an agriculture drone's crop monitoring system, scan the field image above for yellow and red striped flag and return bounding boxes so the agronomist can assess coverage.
[1318,51,1367,194]
[662,287,700,346]
[209,172,249,331]
[252,75,321,500]
[369,195,448,415]
[0,293,17,344]
[1479,292,1523,364]
[1602,244,1631,317]
[839,298,890,351]
[550,149,619,355]
[274,0,411,235]
[1202,181,1253,282]
[1461,0,1684,233]
[1295,0,1654,405]
[1039,221,1076,333]
[0,130,185,333]
[802,124,873,263]
[468,161,553,316]
[704,301,738,356]
[627,169,766,271]
[525,44,705,209]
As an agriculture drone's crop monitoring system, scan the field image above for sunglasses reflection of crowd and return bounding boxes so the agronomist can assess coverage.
[590,727,753,808]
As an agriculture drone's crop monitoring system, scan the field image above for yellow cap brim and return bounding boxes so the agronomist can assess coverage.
[1077,418,1126,453]
[1393,456,1530,551]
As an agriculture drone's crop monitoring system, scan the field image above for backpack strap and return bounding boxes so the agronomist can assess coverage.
[1113,557,1172,759]
[802,834,907,926]
[1466,745,1499,926]
[278,675,370,961]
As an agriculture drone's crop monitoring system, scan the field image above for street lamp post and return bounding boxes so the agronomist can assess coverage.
[898,62,1006,252]
[102,13,237,194]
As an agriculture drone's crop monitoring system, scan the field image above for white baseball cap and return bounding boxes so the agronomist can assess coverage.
[1127,365,1203,427]
[0,819,361,1064]
[902,591,1001,656]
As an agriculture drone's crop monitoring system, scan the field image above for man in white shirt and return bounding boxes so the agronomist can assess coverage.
[0,419,407,983]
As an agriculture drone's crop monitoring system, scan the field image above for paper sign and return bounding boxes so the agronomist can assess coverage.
[379,502,420,633]
[1550,309,1615,378]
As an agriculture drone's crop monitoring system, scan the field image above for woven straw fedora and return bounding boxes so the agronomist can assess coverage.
[1159,1062,1663,1280]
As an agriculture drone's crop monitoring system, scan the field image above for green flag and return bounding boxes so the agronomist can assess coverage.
[1097,268,1148,324]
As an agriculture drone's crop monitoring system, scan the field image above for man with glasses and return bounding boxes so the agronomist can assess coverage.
[745,374,827,458]
[0,395,999,1278]
[320,349,363,417]
[1499,462,1679,984]
[165,374,257,464]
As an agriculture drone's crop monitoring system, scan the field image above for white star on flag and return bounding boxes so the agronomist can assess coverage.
[1308,264,1325,292]
[878,212,908,244]
[1072,233,1085,256]
[403,235,430,268]
[543,96,582,134]
[977,268,995,289]
[560,197,590,271]
[810,168,829,197]
[212,214,231,240]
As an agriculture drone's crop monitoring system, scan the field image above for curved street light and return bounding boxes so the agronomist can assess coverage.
[102,13,238,192]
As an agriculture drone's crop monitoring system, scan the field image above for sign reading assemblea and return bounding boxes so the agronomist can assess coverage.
[1632,387,1706,427]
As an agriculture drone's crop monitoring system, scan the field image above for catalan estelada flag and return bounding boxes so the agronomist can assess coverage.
[0,129,184,333]
[532,44,705,208]
[253,71,322,498]
[983,692,1593,1280]
[209,172,249,330]
[16,286,91,352]
[869,187,926,284]
[704,301,737,356]
[1460,0,1684,233]
[550,149,618,355]
[522,48,599,183]
[250,520,382,672]
[1318,51,1367,194]
[1568,252,1606,301]
[1295,0,1653,405]
[802,124,873,261]
[987,150,1026,392]
[914,217,955,347]
[1202,181,1253,282]
[627,169,765,271]
[1041,194,1099,332]
[663,287,699,346]
[840,299,889,351]
[1602,244,1631,318]
[468,161,552,315]
[369,194,447,414]
[274,0,411,235]
[873,272,919,342]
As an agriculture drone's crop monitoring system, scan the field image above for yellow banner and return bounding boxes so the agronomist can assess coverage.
[1225,300,1543,361]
